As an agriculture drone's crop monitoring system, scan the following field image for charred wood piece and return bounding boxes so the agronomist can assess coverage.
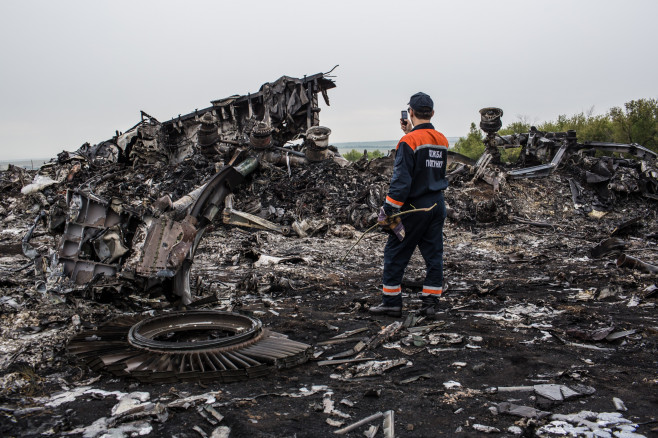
[590,238,628,259]
[616,254,658,273]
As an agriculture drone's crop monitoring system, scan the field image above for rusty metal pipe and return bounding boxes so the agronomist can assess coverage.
[172,182,209,213]
[260,151,308,166]
[617,254,658,273]
[234,156,259,176]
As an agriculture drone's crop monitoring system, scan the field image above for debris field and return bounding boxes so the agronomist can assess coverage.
[1,72,657,437]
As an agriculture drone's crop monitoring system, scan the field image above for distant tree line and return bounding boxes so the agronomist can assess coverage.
[342,149,385,162]
[453,98,658,161]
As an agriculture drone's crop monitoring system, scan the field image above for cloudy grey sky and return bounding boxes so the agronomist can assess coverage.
[1,0,656,160]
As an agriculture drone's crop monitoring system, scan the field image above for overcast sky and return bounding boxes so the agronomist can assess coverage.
[1,0,656,160]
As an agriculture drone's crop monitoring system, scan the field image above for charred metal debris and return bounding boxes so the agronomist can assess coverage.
[4,72,658,374]
[474,107,657,189]
[6,93,658,302]
[68,310,311,383]
[2,84,658,436]
[6,86,657,297]
[14,71,339,306]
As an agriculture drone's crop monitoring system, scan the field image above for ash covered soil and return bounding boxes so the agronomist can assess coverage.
[1,155,657,437]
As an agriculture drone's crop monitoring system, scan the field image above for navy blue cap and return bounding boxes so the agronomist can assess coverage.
[408,92,433,111]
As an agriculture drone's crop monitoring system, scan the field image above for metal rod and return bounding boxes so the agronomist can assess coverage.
[340,204,437,263]
[334,412,384,435]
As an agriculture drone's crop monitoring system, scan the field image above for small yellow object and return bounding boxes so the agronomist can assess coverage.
[588,210,608,219]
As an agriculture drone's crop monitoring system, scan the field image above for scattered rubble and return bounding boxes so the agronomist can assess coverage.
[1,75,657,436]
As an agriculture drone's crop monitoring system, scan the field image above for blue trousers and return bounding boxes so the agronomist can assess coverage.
[382,193,446,305]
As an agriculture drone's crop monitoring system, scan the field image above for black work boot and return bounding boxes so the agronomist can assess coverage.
[420,295,439,317]
[369,298,402,317]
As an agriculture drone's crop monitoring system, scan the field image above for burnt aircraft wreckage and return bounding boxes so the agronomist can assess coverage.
[13,70,658,383]
[57,70,338,304]
[68,310,312,383]
[474,107,658,185]
[453,107,658,200]
[47,70,339,379]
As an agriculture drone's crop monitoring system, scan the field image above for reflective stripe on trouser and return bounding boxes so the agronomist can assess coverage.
[382,194,446,299]
[382,284,401,296]
[421,286,442,296]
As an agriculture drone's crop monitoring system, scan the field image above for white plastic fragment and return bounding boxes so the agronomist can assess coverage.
[472,424,500,433]
[210,426,231,438]
[167,392,218,408]
[494,386,534,393]
[327,418,345,427]
[537,420,592,436]
[427,333,463,345]
[69,417,153,438]
[613,397,628,412]
[534,384,567,401]
[539,411,645,438]
[111,392,151,416]
[443,381,462,389]
[205,406,224,423]
[323,394,335,414]
[340,398,355,407]
[597,412,631,426]
[194,425,209,437]
[297,385,329,396]
[323,392,350,419]
[626,295,640,307]
[46,387,131,408]
[507,425,523,435]
[21,175,58,195]
[382,410,394,438]
[613,431,645,438]
[363,425,378,438]
[348,359,409,378]
[496,402,550,419]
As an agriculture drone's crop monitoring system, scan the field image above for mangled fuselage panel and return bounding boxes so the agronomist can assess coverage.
[58,191,140,284]
[475,108,658,185]
[57,158,260,303]
[84,72,336,166]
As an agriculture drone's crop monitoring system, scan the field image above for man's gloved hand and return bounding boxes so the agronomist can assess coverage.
[378,207,405,241]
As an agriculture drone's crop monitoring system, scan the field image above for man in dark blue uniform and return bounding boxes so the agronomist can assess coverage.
[369,92,449,317]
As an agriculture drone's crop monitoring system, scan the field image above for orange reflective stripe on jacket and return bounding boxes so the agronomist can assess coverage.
[385,196,404,207]
[396,129,449,151]
[386,124,450,209]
